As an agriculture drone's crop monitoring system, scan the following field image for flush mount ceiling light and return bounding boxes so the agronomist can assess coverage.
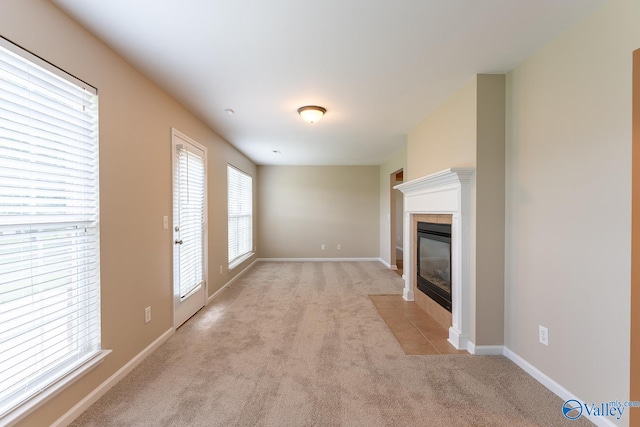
[297,105,326,124]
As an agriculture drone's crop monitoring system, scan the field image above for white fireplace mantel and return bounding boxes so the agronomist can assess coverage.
[394,167,474,350]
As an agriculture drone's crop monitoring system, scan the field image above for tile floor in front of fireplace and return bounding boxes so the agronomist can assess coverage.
[369,295,468,355]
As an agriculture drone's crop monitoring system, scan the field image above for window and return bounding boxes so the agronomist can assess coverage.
[0,38,104,423]
[227,165,252,267]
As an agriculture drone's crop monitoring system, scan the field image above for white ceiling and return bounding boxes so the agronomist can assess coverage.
[51,0,604,166]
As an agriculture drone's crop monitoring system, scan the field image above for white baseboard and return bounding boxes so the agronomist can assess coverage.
[378,258,392,268]
[207,283,229,305]
[503,347,617,427]
[207,259,257,305]
[447,327,469,350]
[52,328,174,427]
[257,257,381,262]
[467,343,504,355]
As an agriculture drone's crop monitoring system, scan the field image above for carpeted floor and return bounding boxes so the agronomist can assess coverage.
[71,261,592,426]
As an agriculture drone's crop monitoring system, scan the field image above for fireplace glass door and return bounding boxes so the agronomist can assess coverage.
[419,237,451,294]
[416,222,452,312]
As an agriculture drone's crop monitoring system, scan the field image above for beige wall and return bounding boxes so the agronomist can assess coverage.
[1,1,256,425]
[505,0,639,420]
[258,166,379,258]
[379,147,407,266]
[407,77,477,180]
[475,74,506,345]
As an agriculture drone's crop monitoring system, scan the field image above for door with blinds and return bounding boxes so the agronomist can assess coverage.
[172,129,207,329]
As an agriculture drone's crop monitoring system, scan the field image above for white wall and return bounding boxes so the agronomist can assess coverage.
[505,0,639,422]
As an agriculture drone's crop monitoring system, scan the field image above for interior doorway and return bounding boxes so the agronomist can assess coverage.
[390,169,404,276]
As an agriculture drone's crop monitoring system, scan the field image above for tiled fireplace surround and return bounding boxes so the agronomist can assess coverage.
[395,168,474,351]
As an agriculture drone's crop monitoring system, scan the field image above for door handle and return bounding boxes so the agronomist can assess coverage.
[175,239,183,245]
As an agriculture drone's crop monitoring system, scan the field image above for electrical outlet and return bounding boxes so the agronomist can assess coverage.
[337,244,341,250]
[145,306,151,324]
[321,244,325,250]
[539,325,548,346]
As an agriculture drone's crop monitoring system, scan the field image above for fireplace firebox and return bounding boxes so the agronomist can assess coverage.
[416,221,452,312]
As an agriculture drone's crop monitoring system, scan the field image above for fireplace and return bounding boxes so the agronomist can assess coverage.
[394,167,473,350]
[417,222,452,312]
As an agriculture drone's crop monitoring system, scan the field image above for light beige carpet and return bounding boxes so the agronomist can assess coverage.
[71,262,592,426]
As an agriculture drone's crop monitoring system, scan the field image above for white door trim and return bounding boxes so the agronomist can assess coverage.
[171,128,208,329]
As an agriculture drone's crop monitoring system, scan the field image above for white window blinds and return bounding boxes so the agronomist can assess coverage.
[173,144,205,299]
[0,39,101,419]
[227,165,252,266]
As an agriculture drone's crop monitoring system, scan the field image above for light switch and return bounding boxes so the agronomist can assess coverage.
[163,216,169,229]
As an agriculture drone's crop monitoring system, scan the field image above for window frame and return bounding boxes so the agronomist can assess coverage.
[227,164,253,269]
[0,36,109,426]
